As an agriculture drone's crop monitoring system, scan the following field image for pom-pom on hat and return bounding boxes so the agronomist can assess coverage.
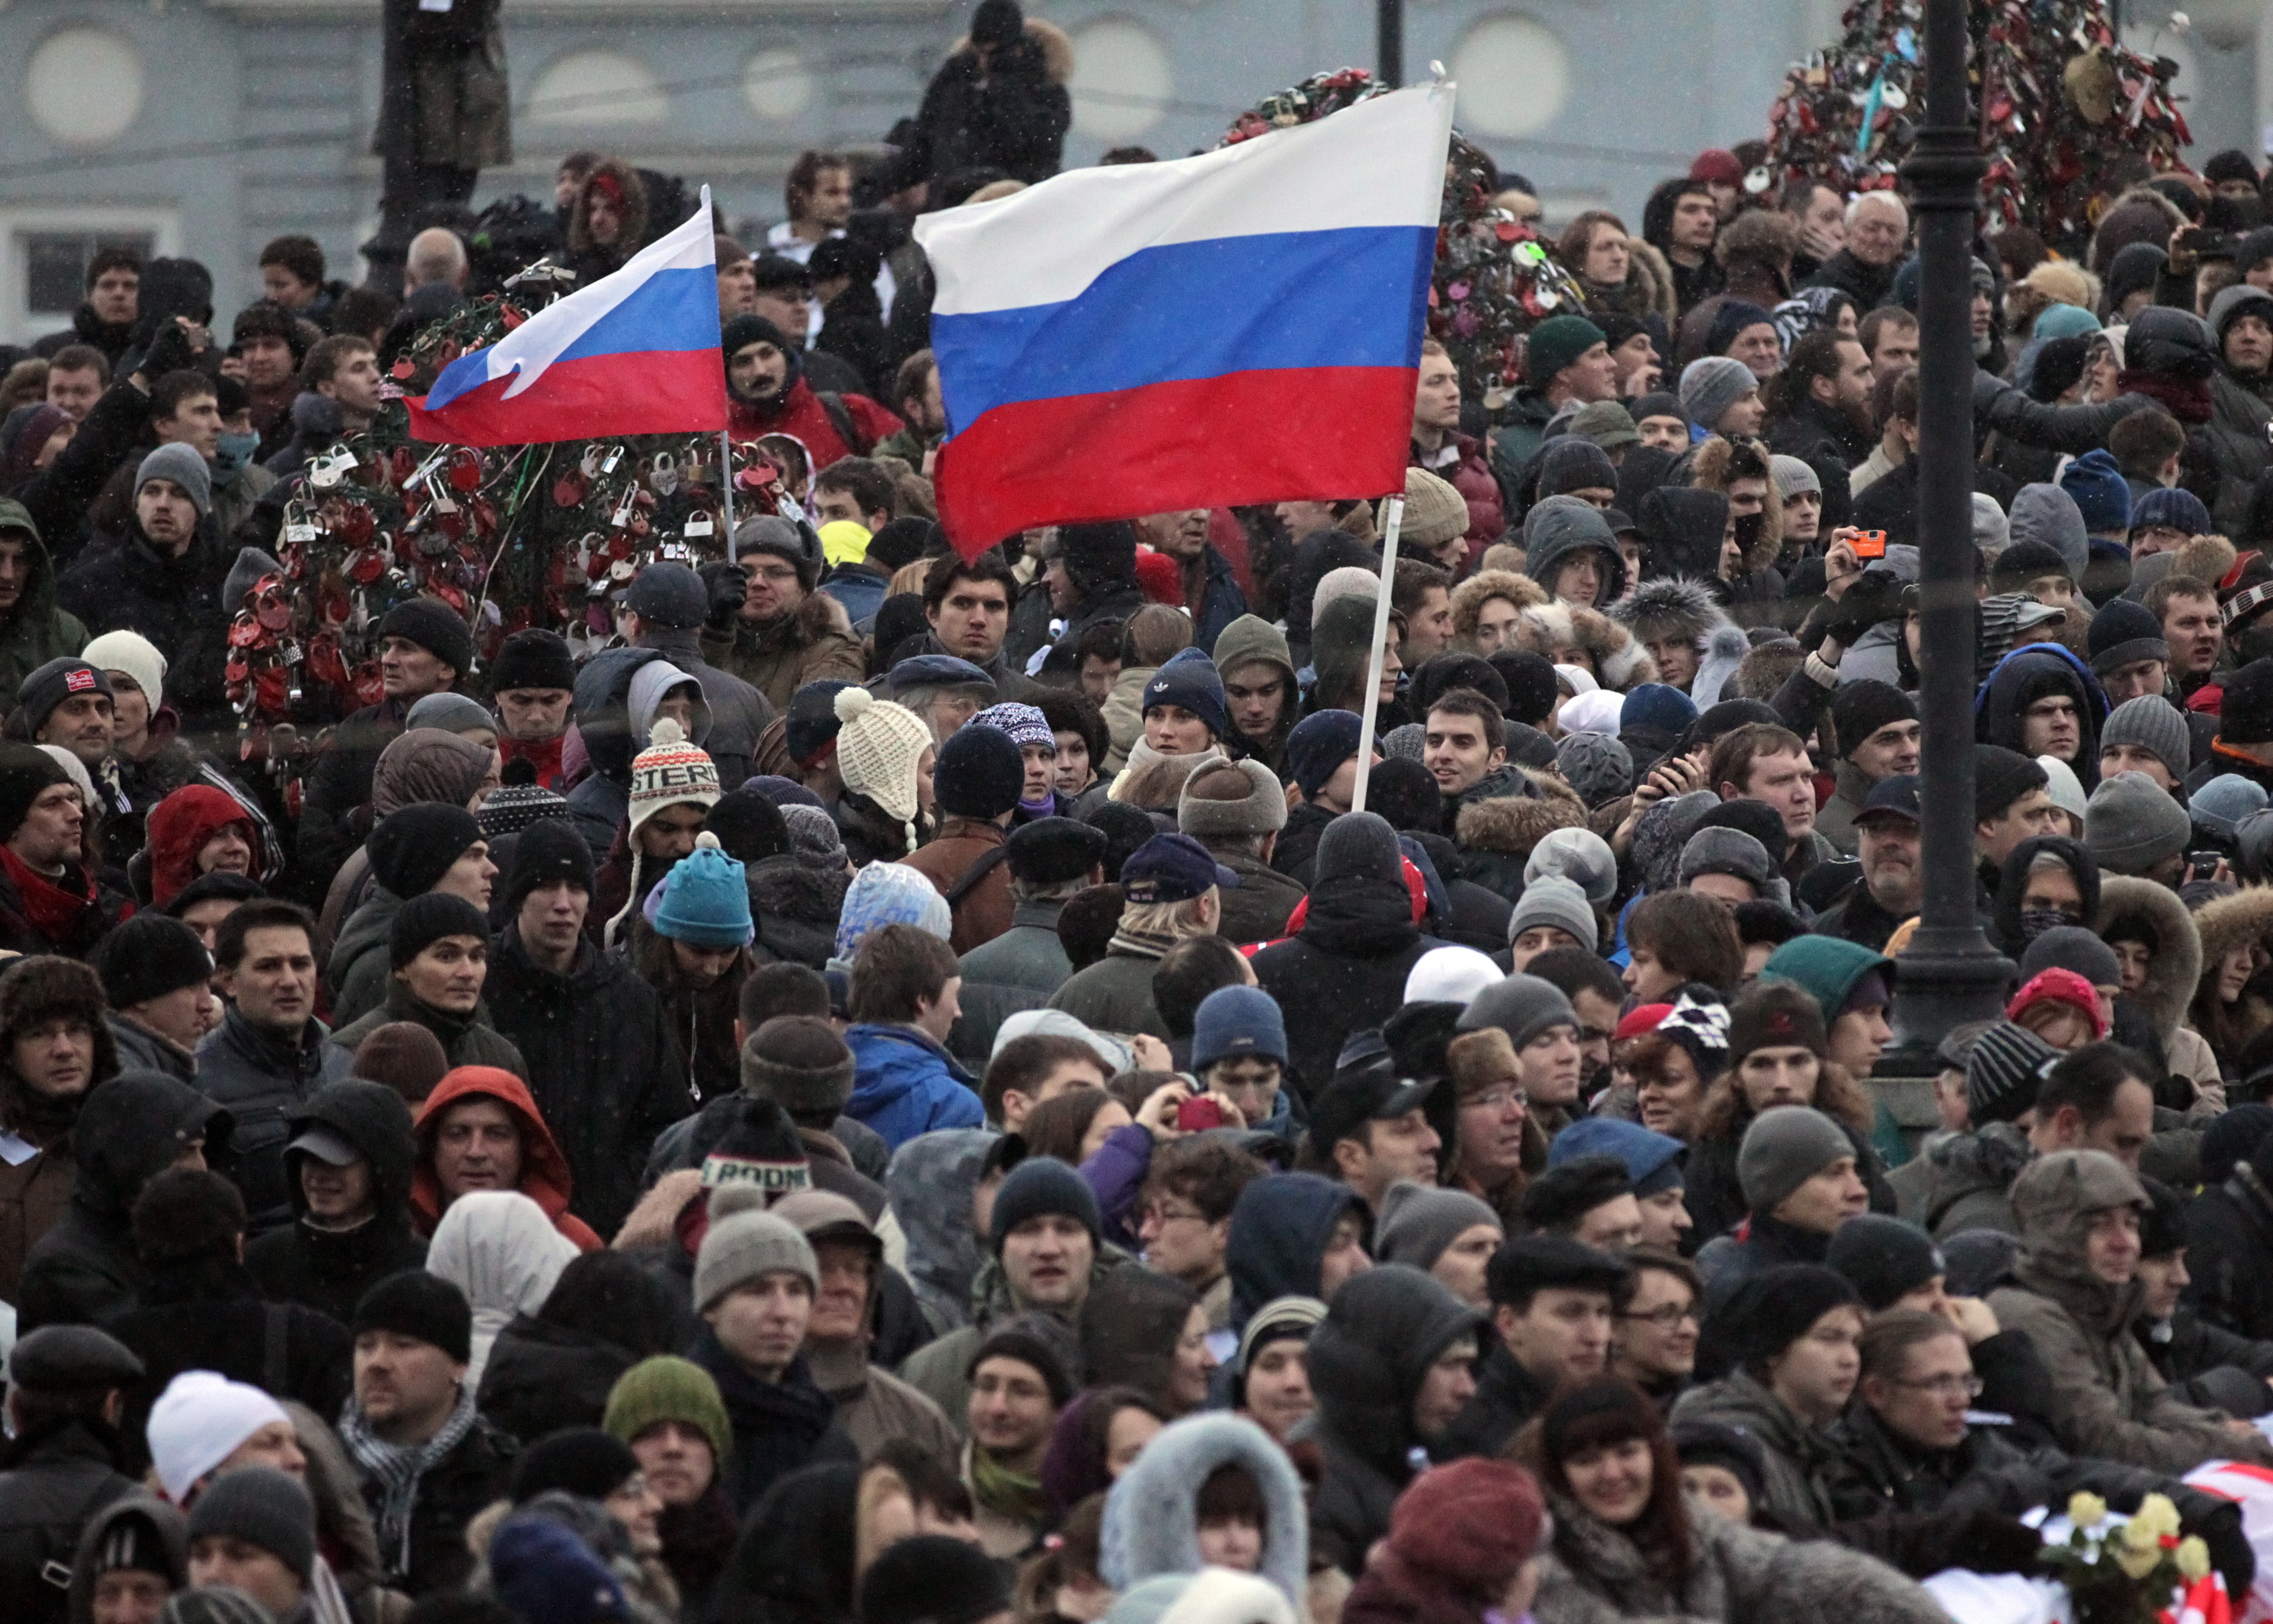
[832,687,933,833]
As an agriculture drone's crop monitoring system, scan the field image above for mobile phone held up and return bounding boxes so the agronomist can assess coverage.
[1176,1096,1224,1132]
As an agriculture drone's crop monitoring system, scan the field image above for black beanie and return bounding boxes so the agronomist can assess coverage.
[935,722,1024,820]
[704,787,794,864]
[1830,680,1917,762]
[1520,1155,1635,1232]
[130,1166,246,1265]
[1366,756,1445,835]
[186,1467,315,1582]
[1491,651,1561,726]
[390,891,491,969]
[353,1269,473,1363]
[1698,1263,1858,1381]
[1974,744,2049,823]
[367,803,483,898]
[490,629,576,694]
[861,1534,1012,1624]
[510,1426,640,1504]
[1823,1213,1943,1310]
[503,817,594,912]
[785,681,854,766]
[0,742,68,842]
[376,598,473,680]
[2138,1176,2188,1258]
[867,517,940,572]
[93,914,213,1010]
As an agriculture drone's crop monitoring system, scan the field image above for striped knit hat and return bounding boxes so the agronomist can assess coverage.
[833,688,933,835]
[626,718,721,838]
[971,702,1054,752]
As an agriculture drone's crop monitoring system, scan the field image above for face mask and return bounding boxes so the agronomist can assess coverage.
[2018,907,2073,943]
[213,431,260,486]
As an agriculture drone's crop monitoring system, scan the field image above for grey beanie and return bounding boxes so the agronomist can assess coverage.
[1375,1180,1501,1271]
[1971,494,2010,555]
[1382,722,1429,761]
[1769,454,1821,500]
[1509,875,1599,953]
[693,1194,820,1311]
[782,803,847,868]
[1736,1105,1855,1217]
[2192,774,2271,841]
[1524,826,1619,904]
[2017,925,2122,990]
[1556,730,1633,808]
[2085,771,2192,876]
[1458,973,1579,1049]
[137,443,212,519]
[1678,826,1781,899]
[185,1466,315,1581]
[1679,356,1756,433]
[1313,809,1404,887]
[2101,695,2190,782]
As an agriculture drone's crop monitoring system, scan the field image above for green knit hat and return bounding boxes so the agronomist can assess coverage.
[603,1355,732,1464]
[1760,936,1895,1027]
[1525,315,1608,386]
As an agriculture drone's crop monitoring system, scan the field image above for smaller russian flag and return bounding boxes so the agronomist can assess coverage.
[407,199,728,447]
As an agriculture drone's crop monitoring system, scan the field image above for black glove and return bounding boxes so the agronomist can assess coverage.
[1825,566,1904,648]
[139,318,198,381]
[698,560,746,630]
[1947,1508,2048,1576]
[2199,1504,2257,1602]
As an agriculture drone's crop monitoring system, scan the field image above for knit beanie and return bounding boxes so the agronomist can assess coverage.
[1177,759,1287,840]
[490,1515,627,1624]
[2037,756,2088,827]
[1724,979,1828,1063]
[1312,810,1403,889]
[784,803,848,870]
[1569,399,1642,453]
[1548,1118,1687,1198]
[137,442,212,519]
[833,688,933,828]
[934,722,1025,820]
[389,891,489,970]
[2017,926,2122,991]
[696,1095,812,1196]
[492,628,576,693]
[1539,437,1618,500]
[604,1355,733,1462]
[1823,1213,1944,1310]
[1964,1021,2062,1125]
[2104,702,2189,798]
[1707,299,1777,359]
[969,1322,1075,1407]
[863,1534,1012,1624]
[1375,1180,1501,1272]
[79,630,166,712]
[1141,653,1229,742]
[989,1156,1102,1252]
[2085,771,2191,875]
[503,816,594,911]
[366,803,482,898]
[740,1015,854,1116]
[1679,356,1756,432]
[1395,467,1470,550]
[1706,1264,1860,1380]
[1508,875,1597,952]
[1555,730,1633,808]
[1677,827,1779,898]
[1830,681,1917,761]
[352,1269,472,1363]
[1974,745,2049,823]
[1621,682,1697,743]
[1457,974,1579,1050]
[1735,1106,1854,1216]
[704,788,793,864]
[626,717,722,838]
[1381,1458,1547,1598]
[1285,709,1365,800]
[186,1468,314,1581]
[652,832,754,948]
[2008,968,2108,1039]
[93,914,213,1011]
[1367,754,1440,828]
[350,1022,450,1104]
[1526,314,1607,385]
[1769,454,1822,500]
[477,779,571,840]
[511,1426,640,1504]
[376,596,473,678]
[2087,600,2170,676]
[147,1370,289,1504]
[1523,827,1618,905]
[1191,984,1287,1071]
[694,1196,820,1310]
[2131,486,2212,538]
[2060,448,2131,533]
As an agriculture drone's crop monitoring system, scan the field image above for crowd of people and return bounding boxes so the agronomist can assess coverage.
[17,19,2273,1624]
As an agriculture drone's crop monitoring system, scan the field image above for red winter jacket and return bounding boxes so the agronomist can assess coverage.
[727,378,905,472]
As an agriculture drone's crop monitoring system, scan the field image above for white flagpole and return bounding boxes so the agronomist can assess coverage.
[701,184,739,562]
[1346,494,1404,816]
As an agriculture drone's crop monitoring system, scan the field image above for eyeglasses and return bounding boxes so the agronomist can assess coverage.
[1617,1303,1698,1330]
[1890,1373,1983,1399]
[1140,1204,1207,1229]
[1461,1085,1527,1112]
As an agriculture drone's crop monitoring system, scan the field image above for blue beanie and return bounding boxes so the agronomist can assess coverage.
[651,832,754,948]
[1141,648,1228,742]
[1549,1117,1687,1198]
[2058,449,2132,534]
[1621,682,1697,738]
[2131,486,2212,536]
[1192,984,1288,1071]
[989,1156,1102,1251]
[1285,709,1366,800]
[490,1514,627,1624]
[2033,303,2103,341]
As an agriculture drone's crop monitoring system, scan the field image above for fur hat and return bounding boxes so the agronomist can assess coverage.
[1177,759,1286,841]
[740,1016,854,1117]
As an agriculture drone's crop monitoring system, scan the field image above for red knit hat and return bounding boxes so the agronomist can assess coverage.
[1382,1459,1547,1600]
[2007,967,2108,1039]
[1133,549,1184,606]
[1689,149,1743,185]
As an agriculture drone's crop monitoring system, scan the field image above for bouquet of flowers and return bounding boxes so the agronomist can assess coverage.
[2040,1492,2215,1624]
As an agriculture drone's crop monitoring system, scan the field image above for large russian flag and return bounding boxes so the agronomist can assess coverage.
[407,203,727,446]
[918,84,1454,554]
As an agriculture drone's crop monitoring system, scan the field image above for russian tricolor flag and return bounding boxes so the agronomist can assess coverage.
[918,84,1454,554]
[407,202,728,446]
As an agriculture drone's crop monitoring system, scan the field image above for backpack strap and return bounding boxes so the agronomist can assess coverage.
[814,391,869,457]
[944,843,1013,909]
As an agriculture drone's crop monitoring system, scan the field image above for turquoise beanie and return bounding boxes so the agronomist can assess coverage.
[651,832,753,948]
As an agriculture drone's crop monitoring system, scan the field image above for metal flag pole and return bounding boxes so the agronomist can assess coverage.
[1346,494,1405,816]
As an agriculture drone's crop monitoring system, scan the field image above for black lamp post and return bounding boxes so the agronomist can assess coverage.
[1884,0,2014,1078]
[1378,0,1404,87]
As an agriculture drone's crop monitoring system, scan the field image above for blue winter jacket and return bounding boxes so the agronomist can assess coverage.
[844,1023,985,1149]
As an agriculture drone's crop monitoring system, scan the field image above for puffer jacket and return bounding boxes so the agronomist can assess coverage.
[243,1079,429,1323]
[195,1006,356,1233]
[844,1023,984,1151]
[1987,1149,2272,1472]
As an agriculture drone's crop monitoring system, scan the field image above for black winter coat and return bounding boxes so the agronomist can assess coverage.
[2183,1164,2273,1343]
[1433,1343,1554,1463]
[105,1259,354,1472]
[477,1312,655,1446]
[350,1413,516,1597]
[242,1079,427,1323]
[911,36,1071,185]
[1251,878,1441,1101]
[0,1420,135,1624]
[55,524,236,735]
[296,697,409,891]
[482,925,694,1240]
[194,1008,356,1233]
[688,1327,859,1518]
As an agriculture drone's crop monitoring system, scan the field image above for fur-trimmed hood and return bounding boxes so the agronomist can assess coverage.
[1100,1413,1309,1607]
[2096,875,2202,1042]
[1512,601,1656,691]
[2172,532,2238,589]
[1688,435,1784,569]
[1624,240,1679,324]
[1610,575,1731,650]
[1449,569,1547,644]
[1454,772,1586,856]
[947,16,1074,82]
[2195,884,2273,988]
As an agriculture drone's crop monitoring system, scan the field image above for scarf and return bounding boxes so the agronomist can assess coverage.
[338,1383,480,1582]
[0,844,99,945]
[2116,368,2214,424]
[968,1442,1051,1532]
[1106,918,1179,961]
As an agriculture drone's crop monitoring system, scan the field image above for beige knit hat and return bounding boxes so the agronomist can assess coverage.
[1383,467,1468,550]
[626,717,721,837]
[832,687,933,826]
